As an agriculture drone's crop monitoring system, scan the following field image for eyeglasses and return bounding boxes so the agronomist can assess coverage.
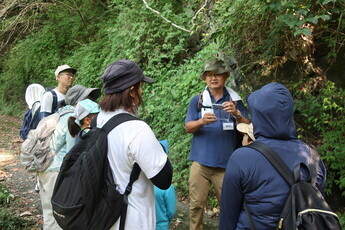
[59,73,77,78]
[204,73,224,78]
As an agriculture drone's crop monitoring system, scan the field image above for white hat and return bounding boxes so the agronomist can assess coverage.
[25,83,45,109]
[237,123,255,141]
[55,64,77,78]
[74,99,100,121]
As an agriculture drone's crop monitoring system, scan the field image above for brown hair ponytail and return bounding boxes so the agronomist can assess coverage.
[68,116,81,137]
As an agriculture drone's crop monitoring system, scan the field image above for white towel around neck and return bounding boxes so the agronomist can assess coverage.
[201,86,242,118]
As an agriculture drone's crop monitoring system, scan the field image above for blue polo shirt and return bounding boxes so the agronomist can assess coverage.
[185,88,248,168]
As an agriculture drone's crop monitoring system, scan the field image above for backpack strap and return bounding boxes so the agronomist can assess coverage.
[244,142,296,230]
[197,92,203,112]
[50,90,58,113]
[120,163,141,230]
[100,113,142,230]
[101,113,138,134]
[247,142,295,186]
[309,145,320,185]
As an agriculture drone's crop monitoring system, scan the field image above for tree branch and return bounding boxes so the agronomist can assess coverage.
[142,0,191,32]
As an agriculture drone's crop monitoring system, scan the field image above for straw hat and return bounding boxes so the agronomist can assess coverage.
[237,123,255,141]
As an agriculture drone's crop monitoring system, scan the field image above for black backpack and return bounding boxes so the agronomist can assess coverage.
[20,90,58,140]
[245,142,341,230]
[51,113,141,230]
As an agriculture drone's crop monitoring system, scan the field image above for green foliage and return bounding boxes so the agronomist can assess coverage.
[212,0,271,61]
[0,0,109,108]
[338,212,345,229]
[0,209,35,230]
[293,81,345,195]
[0,183,34,229]
[0,183,13,206]
[0,98,23,116]
[210,0,345,73]
[0,0,344,207]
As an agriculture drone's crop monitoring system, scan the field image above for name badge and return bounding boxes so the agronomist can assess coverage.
[223,121,234,130]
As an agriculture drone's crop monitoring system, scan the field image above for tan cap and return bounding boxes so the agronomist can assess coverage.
[55,64,77,77]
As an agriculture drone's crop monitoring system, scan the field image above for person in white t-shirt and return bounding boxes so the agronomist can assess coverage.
[98,59,173,230]
[33,65,77,197]
[40,64,77,119]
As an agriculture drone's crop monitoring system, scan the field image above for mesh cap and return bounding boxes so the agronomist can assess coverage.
[74,99,100,121]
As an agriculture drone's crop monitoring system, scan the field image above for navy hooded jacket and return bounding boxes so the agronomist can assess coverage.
[219,83,326,230]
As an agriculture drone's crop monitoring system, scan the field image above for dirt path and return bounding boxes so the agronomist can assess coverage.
[0,115,219,230]
[0,115,42,229]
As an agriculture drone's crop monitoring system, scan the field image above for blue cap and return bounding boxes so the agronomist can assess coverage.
[74,99,100,121]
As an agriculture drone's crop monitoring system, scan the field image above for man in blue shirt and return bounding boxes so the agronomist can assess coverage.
[184,58,250,230]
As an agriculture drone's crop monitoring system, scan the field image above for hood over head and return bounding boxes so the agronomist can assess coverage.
[247,82,297,140]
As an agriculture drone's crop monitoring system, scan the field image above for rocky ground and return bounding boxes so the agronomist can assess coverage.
[0,115,219,229]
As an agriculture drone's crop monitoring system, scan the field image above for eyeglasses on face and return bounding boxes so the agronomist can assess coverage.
[59,73,77,78]
[204,73,225,78]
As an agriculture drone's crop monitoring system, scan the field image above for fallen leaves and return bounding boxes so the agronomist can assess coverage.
[20,211,33,217]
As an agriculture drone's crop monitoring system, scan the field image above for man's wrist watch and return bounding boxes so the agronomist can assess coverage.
[233,110,242,119]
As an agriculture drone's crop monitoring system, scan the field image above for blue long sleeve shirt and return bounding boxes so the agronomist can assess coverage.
[154,185,176,230]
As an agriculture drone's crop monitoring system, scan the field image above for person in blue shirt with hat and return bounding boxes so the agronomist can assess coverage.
[185,58,250,230]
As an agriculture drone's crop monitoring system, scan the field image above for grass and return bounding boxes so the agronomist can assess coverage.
[0,183,35,229]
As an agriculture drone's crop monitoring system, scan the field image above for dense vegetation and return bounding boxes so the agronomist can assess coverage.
[1,0,344,211]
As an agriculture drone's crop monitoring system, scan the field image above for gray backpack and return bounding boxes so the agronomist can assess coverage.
[20,109,73,172]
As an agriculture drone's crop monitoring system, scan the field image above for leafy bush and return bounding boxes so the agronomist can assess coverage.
[211,0,345,69]
[338,212,345,229]
[293,80,345,195]
[0,98,23,116]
